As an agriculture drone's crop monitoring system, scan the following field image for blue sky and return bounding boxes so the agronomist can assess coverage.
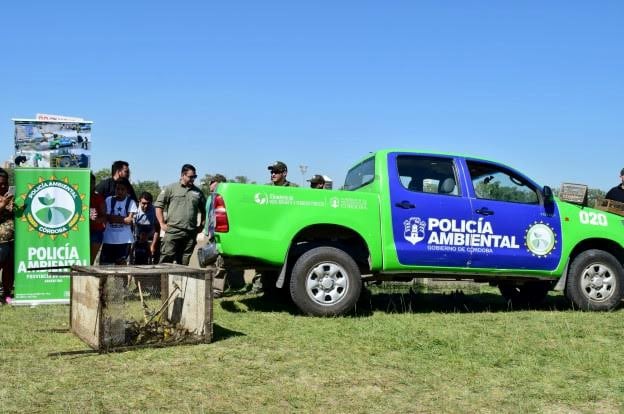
[1,1,622,189]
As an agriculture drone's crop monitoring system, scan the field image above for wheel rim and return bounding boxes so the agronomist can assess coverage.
[580,262,617,302]
[305,261,349,306]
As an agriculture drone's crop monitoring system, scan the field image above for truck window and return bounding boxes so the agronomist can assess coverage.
[466,160,539,204]
[397,155,459,196]
[344,157,375,190]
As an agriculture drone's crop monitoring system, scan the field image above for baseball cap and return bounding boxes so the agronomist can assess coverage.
[268,161,288,172]
[307,174,325,184]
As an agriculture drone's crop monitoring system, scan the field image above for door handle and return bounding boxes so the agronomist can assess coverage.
[395,201,415,209]
[475,207,494,216]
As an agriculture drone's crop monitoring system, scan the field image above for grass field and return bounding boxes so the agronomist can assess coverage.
[1,283,623,413]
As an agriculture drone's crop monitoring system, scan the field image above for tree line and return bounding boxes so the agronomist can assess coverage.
[92,168,255,197]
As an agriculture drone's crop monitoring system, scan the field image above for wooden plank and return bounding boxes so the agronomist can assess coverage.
[70,274,101,350]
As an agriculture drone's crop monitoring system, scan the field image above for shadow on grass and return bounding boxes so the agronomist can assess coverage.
[48,323,245,358]
[220,294,298,314]
[353,288,573,316]
[219,287,573,317]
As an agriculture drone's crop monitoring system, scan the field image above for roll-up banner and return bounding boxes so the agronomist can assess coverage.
[11,116,92,305]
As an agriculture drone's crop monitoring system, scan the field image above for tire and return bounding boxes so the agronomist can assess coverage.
[566,249,624,311]
[289,246,362,316]
[498,281,552,307]
[59,158,71,167]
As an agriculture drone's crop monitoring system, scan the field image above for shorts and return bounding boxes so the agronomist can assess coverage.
[100,243,131,265]
[90,230,104,244]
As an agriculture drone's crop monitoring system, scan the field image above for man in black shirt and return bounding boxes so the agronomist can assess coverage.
[605,168,624,203]
[95,160,138,201]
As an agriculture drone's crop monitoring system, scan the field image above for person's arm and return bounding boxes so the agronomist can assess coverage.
[95,179,107,197]
[154,187,169,232]
[123,200,138,225]
[150,220,160,255]
[0,194,14,212]
[155,207,167,233]
[197,192,207,233]
[94,196,107,225]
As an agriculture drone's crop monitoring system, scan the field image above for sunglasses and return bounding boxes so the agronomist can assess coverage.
[270,171,284,175]
[186,174,198,179]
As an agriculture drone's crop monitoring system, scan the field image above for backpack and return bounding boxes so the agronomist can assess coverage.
[109,196,132,216]
[134,206,156,238]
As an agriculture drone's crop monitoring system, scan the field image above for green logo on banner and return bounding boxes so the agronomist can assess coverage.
[23,176,85,239]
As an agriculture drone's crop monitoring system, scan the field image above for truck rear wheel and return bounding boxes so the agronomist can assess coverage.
[290,246,361,316]
[566,249,624,311]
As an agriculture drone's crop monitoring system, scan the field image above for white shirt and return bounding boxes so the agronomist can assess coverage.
[102,196,138,244]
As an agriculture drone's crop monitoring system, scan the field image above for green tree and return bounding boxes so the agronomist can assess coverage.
[134,181,161,199]
[93,168,109,184]
[234,176,248,183]
[234,176,256,184]
[587,188,606,207]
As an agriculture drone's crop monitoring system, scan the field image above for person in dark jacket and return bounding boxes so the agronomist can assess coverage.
[96,160,138,201]
[605,168,624,203]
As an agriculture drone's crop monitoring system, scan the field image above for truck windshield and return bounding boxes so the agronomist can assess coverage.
[344,157,375,190]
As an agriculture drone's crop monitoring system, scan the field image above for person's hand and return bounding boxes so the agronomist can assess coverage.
[0,194,14,211]
[160,223,168,232]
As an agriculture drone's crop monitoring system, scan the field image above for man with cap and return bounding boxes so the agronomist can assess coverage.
[267,161,298,187]
[605,168,624,203]
[308,174,326,189]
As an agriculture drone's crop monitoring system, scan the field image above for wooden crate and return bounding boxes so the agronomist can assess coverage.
[70,263,213,351]
[559,182,588,205]
[594,198,624,216]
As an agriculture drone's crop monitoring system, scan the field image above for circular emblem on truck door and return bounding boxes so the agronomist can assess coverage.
[524,222,556,257]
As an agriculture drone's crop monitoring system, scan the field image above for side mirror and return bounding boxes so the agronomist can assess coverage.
[542,186,554,204]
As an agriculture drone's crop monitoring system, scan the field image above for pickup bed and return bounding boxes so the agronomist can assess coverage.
[210,149,624,316]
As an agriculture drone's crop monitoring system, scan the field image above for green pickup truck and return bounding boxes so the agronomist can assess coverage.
[210,149,624,316]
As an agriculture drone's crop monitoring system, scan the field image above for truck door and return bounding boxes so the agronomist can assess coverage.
[463,159,562,271]
[388,153,473,267]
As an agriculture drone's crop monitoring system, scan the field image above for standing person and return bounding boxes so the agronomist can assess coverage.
[605,168,624,203]
[307,174,326,189]
[100,178,138,265]
[267,161,298,187]
[132,191,160,265]
[203,174,227,240]
[155,164,206,265]
[96,160,138,201]
[200,174,244,296]
[253,161,298,294]
[0,168,14,304]
[89,173,107,265]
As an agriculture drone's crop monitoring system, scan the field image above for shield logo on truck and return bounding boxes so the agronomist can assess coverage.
[404,217,426,245]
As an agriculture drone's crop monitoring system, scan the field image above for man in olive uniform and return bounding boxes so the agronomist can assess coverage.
[253,161,298,294]
[155,164,206,265]
[267,161,298,187]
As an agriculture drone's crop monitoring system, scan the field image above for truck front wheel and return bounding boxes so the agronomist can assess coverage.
[566,249,624,311]
[290,246,362,316]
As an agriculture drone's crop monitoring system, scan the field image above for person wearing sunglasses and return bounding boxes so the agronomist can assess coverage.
[267,161,298,187]
[155,164,206,265]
